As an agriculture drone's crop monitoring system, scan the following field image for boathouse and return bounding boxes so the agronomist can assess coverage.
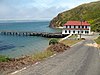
[62,21,91,34]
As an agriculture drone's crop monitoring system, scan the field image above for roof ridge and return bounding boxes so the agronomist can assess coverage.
[64,21,90,26]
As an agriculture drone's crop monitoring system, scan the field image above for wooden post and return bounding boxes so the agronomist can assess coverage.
[80,20,82,39]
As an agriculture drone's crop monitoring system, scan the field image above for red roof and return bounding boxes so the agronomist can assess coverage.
[64,21,90,26]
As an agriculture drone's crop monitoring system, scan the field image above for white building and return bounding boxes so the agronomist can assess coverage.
[62,21,91,34]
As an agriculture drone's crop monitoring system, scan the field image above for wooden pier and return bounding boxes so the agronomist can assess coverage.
[0,30,67,38]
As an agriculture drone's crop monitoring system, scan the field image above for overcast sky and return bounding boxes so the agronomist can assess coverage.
[0,0,98,20]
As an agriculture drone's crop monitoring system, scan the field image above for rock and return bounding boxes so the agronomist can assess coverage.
[47,43,70,52]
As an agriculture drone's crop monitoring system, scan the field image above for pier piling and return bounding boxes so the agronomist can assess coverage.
[0,30,67,38]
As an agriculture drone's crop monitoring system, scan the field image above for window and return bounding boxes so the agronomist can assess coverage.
[69,26,71,28]
[73,31,75,33]
[78,31,80,34]
[65,30,67,33]
[74,26,76,28]
[85,31,87,33]
[85,31,89,33]
[69,30,71,33]
[82,26,84,28]
[85,26,87,28]
[66,26,67,28]
[81,31,83,33]
[78,26,80,28]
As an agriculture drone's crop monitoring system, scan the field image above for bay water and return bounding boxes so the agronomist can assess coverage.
[0,21,61,58]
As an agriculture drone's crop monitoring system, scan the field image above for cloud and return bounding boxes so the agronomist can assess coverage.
[0,0,98,20]
[40,6,68,18]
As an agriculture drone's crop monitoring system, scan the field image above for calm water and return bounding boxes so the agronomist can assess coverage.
[0,21,61,58]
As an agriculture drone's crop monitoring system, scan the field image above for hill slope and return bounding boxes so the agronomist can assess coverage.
[49,1,100,32]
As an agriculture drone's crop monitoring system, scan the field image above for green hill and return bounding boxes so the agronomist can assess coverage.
[49,1,100,32]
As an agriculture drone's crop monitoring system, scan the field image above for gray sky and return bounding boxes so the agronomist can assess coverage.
[0,0,98,20]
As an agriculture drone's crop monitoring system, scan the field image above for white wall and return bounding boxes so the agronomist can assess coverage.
[62,25,91,35]
[62,30,90,34]
[88,26,91,34]
[76,26,78,28]
[63,26,66,28]
[71,26,74,28]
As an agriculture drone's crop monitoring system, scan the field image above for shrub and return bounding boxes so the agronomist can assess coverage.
[0,55,10,62]
[81,38,86,40]
[49,38,58,45]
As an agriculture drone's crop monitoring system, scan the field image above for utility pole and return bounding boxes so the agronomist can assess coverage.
[80,20,82,39]
[79,7,83,39]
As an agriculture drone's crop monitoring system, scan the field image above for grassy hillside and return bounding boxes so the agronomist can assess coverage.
[50,1,100,32]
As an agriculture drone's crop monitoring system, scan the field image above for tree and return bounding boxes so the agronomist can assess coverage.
[49,39,58,45]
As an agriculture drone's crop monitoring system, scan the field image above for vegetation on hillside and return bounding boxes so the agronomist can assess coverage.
[95,36,100,44]
[50,1,100,32]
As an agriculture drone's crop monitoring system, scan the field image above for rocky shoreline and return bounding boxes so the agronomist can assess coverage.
[0,56,36,75]
[0,43,70,75]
